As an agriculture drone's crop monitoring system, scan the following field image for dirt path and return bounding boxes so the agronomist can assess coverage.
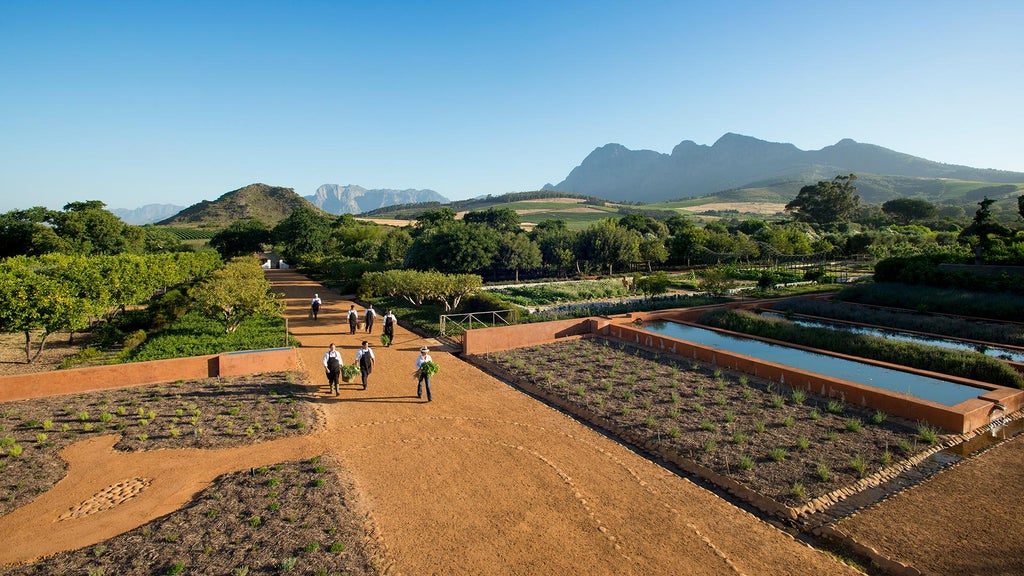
[273,271,859,575]
[1,270,862,574]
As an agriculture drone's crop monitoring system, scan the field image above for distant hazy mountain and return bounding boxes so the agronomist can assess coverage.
[306,184,448,215]
[112,204,184,225]
[157,183,316,226]
[544,133,1024,203]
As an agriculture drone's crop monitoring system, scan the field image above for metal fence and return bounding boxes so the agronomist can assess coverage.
[439,310,517,346]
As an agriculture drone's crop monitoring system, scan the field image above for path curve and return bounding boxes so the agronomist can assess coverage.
[1,270,862,575]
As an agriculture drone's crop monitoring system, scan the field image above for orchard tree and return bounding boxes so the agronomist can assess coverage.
[785,174,860,226]
[360,269,482,311]
[882,198,937,225]
[190,257,284,333]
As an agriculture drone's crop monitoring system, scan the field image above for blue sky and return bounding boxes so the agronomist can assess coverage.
[2,1,1022,212]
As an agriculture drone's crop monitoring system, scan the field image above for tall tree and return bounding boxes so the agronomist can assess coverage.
[785,174,860,226]
[51,201,145,255]
[882,198,937,225]
[273,206,332,266]
[579,219,641,275]
[500,232,542,281]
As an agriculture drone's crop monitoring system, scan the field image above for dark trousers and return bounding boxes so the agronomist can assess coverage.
[365,317,374,333]
[349,317,357,334]
[417,375,432,401]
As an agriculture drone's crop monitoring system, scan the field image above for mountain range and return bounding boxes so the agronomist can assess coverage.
[112,204,185,225]
[304,184,448,215]
[544,133,1024,203]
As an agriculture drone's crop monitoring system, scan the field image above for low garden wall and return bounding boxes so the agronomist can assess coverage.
[462,318,595,356]
[0,347,300,403]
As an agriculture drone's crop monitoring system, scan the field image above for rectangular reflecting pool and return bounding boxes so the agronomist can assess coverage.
[642,320,985,406]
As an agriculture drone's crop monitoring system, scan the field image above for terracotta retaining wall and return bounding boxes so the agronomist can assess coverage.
[0,347,300,403]
[462,318,595,356]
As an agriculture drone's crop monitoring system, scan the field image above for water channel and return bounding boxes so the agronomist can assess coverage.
[761,311,1024,362]
[641,320,986,406]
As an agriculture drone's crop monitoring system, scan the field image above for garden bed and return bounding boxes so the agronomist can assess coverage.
[476,337,944,509]
[2,456,382,575]
[0,373,320,517]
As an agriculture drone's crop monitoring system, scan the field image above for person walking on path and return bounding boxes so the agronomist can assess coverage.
[382,310,397,346]
[310,293,322,320]
[347,305,359,335]
[415,346,433,402]
[355,340,375,390]
[364,305,377,333]
[322,343,343,395]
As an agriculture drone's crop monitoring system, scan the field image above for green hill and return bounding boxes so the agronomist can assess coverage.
[157,183,320,227]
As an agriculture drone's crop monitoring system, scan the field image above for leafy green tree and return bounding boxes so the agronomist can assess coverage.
[578,219,640,275]
[959,197,1012,263]
[754,223,813,254]
[619,213,668,238]
[405,222,500,274]
[415,207,457,230]
[463,207,521,234]
[882,198,937,225]
[209,218,272,259]
[638,235,669,271]
[0,208,56,257]
[51,201,145,255]
[189,257,285,334]
[360,269,482,311]
[664,214,695,237]
[1018,195,1024,221]
[500,232,542,281]
[669,226,707,266]
[273,206,332,266]
[375,227,413,267]
[531,220,578,276]
[785,174,860,226]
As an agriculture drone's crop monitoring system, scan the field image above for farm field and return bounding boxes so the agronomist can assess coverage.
[2,270,1023,575]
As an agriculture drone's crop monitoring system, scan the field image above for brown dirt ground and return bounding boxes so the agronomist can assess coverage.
[2,269,1022,575]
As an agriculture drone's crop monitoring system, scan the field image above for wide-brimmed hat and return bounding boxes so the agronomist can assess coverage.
[420,346,429,352]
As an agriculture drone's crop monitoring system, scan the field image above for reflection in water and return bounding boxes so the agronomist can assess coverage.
[761,311,1024,363]
[641,320,985,406]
